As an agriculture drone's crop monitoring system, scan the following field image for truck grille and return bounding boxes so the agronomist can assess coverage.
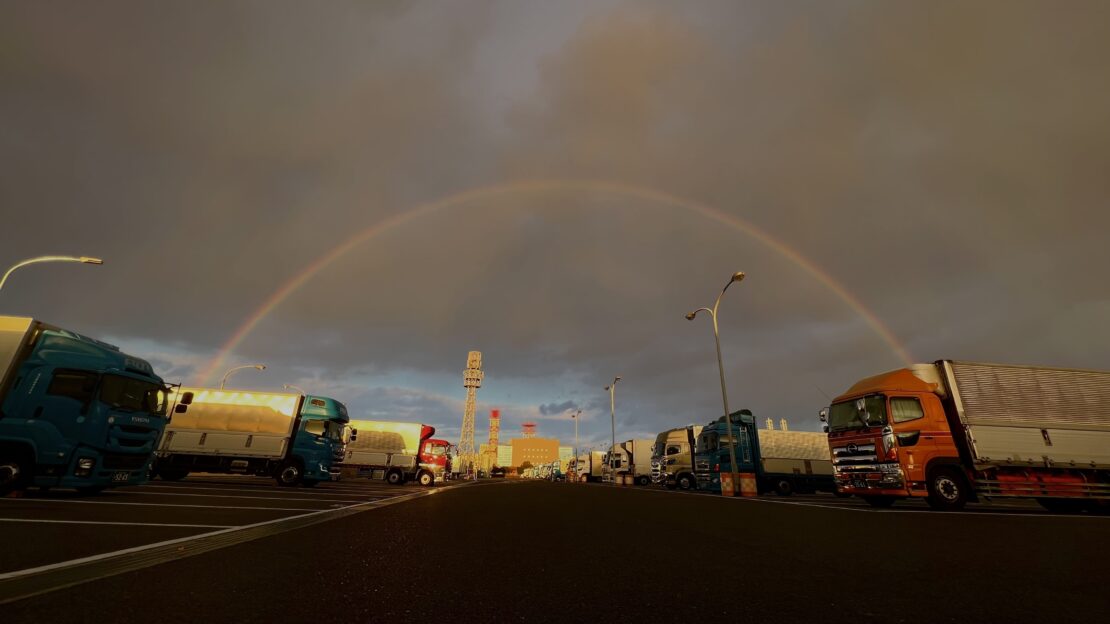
[831,442,877,471]
[101,453,150,470]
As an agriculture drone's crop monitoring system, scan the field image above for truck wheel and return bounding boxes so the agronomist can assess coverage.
[774,479,794,496]
[677,474,695,491]
[0,452,31,496]
[386,469,404,485]
[862,496,896,508]
[418,471,434,487]
[276,462,303,487]
[926,467,968,511]
[636,475,650,486]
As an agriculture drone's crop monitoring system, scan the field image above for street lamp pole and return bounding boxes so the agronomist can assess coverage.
[686,271,745,495]
[604,377,621,483]
[220,364,267,390]
[571,408,581,482]
[282,384,306,395]
[0,256,104,293]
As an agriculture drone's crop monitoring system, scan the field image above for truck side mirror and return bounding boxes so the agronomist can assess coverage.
[818,408,828,422]
[350,429,358,442]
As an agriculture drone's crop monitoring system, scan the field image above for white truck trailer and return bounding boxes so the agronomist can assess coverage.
[604,438,655,485]
[155,387,348,487]
[337,419,444,486]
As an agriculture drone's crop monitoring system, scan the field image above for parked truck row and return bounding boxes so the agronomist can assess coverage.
[568,410,835,497]
[1,315,448,496]
[821,360,1110,512]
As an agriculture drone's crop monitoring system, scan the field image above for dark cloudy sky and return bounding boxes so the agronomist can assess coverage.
[2,1,1108,447]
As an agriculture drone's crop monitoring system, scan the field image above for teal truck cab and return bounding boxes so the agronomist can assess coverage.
[156,388,348,487]
[695,410,835,495]
[1,316,169,495]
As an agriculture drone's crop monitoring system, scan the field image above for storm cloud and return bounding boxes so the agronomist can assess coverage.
[2,1,1108,445]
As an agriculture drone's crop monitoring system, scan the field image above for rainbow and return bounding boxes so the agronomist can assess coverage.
[196,179,912,384]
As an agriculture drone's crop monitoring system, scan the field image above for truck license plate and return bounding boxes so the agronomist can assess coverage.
[112,472,130,482]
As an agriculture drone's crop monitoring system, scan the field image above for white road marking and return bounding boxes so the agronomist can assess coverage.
[0,498,346,512]
[597,483,1110,519]
[106,490,367,504]
[0,485,450,584]
[0,518,233,529]
[136,483,399,497]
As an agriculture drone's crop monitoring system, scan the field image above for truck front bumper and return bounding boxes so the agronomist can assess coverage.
[33,448,152,489]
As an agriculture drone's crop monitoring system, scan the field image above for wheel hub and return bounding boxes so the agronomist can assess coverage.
[936,476,959,501]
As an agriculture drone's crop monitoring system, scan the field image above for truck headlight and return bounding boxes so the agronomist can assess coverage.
[77,458,95,470]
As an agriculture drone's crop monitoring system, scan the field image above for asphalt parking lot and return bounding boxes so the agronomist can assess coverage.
[0,475,448,576]
[623,483,1105,516]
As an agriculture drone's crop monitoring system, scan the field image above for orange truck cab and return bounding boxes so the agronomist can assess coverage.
[822,361,1110,512]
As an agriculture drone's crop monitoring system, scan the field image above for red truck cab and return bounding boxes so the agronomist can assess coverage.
[419,437,451,485]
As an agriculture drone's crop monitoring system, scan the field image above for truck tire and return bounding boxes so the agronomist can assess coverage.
[926,467,969,511]
[636,475,650,486]
[862,496,896,508]
[677,474,695,491]
[386,469,404,485]
[418,471,434,487]
[774,478,794,496]
[0,451,31,496]
[276,461,303,487]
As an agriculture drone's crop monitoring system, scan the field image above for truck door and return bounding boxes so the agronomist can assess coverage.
[888,396,931,485]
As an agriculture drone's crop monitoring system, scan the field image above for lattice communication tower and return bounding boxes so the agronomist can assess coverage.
[522,422,537,438]
[459,351,483,476]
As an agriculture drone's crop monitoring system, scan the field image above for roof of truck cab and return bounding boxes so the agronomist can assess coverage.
[835,368,936,401]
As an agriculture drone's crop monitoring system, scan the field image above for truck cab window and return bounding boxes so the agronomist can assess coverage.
[47,370,97,404]
[304,420,326,436]
[666,445,681,455]
[890,397,925,423]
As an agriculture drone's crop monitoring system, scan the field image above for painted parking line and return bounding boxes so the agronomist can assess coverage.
[104,491,368,504]
[0,518,233,529]
[0,481,471,605]
[133,484,387,498]
[0,498,343,512]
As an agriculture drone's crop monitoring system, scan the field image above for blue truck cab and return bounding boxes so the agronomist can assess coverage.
[0,316,168,495]
[295,394,350,484]
[694,410,756,493]
[695,409,835,495]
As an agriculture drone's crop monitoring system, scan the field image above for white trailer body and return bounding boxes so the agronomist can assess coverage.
[936,361,1110,469]
[338,419,428,484]
[159,388,302,461]
[755,429,834,476]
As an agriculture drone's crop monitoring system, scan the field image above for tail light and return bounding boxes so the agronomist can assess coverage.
[714,463,720,473]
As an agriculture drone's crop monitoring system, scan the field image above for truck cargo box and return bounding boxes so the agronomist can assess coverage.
[941,361,1110,469]
[160,388,302,460]
[757,430,833,476]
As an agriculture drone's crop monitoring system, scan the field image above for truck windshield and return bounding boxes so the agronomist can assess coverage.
[324,421,347,441]
[828,394,887,431]
[99,375,167,416]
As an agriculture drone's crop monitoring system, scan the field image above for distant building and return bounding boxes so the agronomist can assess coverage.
[497,444,512,467]
[510,437,560,467]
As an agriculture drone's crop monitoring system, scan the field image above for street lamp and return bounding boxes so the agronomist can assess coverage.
[282,384,306,395]
[603,376,621,483]
[686,271,745,495]
[0,255,104,293]
[570,408,581,482]
[220,364,266,390]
